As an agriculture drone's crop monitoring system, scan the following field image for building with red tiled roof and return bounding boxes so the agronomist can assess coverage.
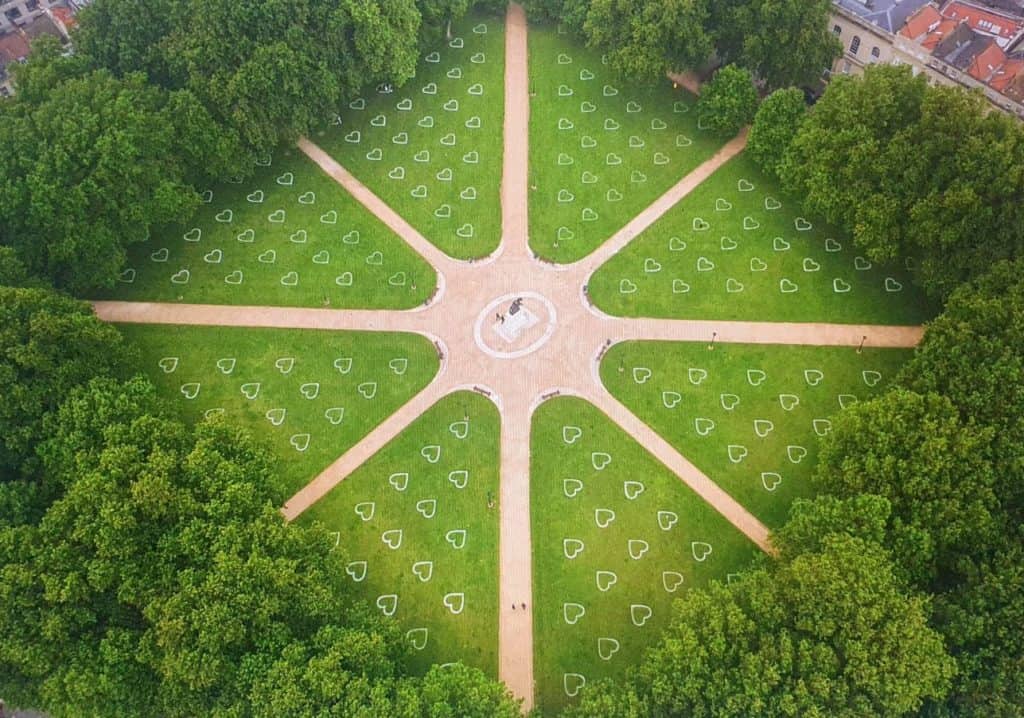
[942,0,1024,45]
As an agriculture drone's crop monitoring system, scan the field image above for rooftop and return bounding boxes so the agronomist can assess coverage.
[834,0,933,33]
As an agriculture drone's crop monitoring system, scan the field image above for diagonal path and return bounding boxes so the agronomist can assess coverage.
[90,4,930,711]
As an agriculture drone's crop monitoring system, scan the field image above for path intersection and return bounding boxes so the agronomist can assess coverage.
[93,4,924,710]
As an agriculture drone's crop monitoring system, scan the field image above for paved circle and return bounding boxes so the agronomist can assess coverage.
[474,291,558,359]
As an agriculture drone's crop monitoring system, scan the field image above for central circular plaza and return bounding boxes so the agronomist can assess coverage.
[473,291,557,359]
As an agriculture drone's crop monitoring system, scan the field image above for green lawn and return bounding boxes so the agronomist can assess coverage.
[313,10,505,260]
[119,324,439,494]
[531,396,759,714]
[528,24,723,264]
[589,153,938,324]
[601,341,913,527]
[300,391,500,676]
[104,147,435,309]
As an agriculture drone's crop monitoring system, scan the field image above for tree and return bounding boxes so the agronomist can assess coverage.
[416,0,472,46]
[900,260,1024,513]
[747,87,806,178]
[695,64,757,135]
[567,536,954,717]
[0,44,238,291]
[79,0,423,152]
[584,0,712,82]
[812,389,1001,589]
[522,0,591,33]
[711,0,841,89]
[0,287,135,522]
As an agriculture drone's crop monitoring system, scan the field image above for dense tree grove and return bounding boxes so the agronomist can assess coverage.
[778,65,1024,297]
[746,87,806,178]
[525,0,840,87]
[0,39,239,292]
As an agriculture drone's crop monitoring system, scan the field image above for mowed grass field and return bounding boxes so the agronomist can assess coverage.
[314,10,506,260]
[528,24,722,264]
[600,341,913,527]
[531,396,759,714]
[120,324,439,494]
[106,147,435,309]
[300,392,501,676]
[589,153,938,324]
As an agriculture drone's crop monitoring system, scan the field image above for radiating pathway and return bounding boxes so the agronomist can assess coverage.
[91,4,928,712]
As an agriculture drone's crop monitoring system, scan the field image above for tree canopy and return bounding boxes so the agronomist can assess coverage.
[781,65,1024,296]
[695,64,758,135]
[0,40,238,292]
[0,287,135,521]
[747,86,806,178]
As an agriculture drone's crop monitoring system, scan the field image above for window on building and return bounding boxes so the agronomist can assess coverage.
[5,7,23,20]
[833,24,842,35]
[25,0,39,11]
[871,46,881,60]
[850,36,861,55]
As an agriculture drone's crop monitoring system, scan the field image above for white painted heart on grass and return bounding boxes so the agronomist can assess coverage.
[691,541,713,561]
[779,394,800,411]
[180,382,200,399]
[376,594,398,616]
[595,508,615,528]
[563,674,586,698]
[265,408,286,426]
[598,637,620,661]
[388,472,408,492]
[346,561,367,581]
[354,502,375,521]
[289,433,310,452]
[761,472,782,492]
[443,593,465,615]
[591,452,612,470]
[416,499,436,519]
[445,529,467,549]
[564,479,584,498]
[787,445,808,463]
[299,382,320,399]
[334,357,353,374]
[628,539,649,560]
[449,420,469,439]
[595,570,618,592]
[562,425,582,444]
[563,603,586,625]
[663,571,684,592]
[657,510,678,531]
[630,604,653,627]
[324,407,344,425]
[720,393,740,411]
[216,357,236,374]
[389,357,408,375]
[357,382,377,399]
[563,538,585,559]
[813,418,832,436]
[240,382,261,400]
[754,419,774,437]
[662,391,682,409]
[407,628,428,650]
[804,369,824,386]
[447,470,468,489]
[421,444,441,464]
[863,370,882,387]
[623,481,645,500]
[158,356,179,373]
[412,561,433,582]
[381,529,403,550]
[633,367,652,384]
[694,417,715,436]
[688,367,708,385]
[728,444,748,463]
